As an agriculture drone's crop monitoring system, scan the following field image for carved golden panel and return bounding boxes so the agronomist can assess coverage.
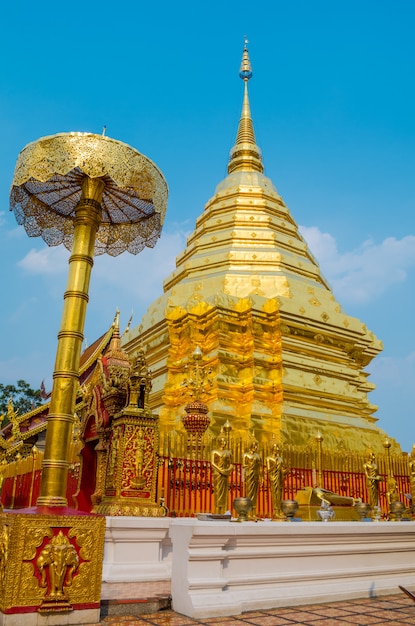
[0,512,105,612]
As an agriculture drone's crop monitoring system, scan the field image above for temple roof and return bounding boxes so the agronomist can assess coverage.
[0,315,119,452]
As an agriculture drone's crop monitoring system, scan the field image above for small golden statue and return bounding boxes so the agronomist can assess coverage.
[211,431,234,514]
[266,442,289,519]
[242,437,261,518]
[386,474,399,506]
[363,450,382,510]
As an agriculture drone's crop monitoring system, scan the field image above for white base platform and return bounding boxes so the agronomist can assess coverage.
[101,516,415,619]
[102,516,172,582]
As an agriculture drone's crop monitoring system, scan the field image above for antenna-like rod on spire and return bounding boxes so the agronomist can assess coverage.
[239,36,253,81]
[228,37,263,174]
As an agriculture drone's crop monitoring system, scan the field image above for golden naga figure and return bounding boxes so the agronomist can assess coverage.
[211,432,234,514]
[7,398,20,442]
[266,442,289,519]
[363,451,383,510]
[242,438,261,518]
[37,531,79,607]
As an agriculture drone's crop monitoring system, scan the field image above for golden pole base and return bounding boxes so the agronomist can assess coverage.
[0,510,105,623]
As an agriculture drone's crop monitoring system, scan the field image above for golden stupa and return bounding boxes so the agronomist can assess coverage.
[123,42,397,454]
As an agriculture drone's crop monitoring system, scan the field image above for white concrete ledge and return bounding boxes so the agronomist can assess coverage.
[169,519,415,618]
[102,516,172,582]
[101,517,415,618]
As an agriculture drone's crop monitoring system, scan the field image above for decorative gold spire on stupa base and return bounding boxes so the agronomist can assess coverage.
[228,38,263,175]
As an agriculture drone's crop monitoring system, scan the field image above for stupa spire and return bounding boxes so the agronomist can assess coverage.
[228,38,263,174]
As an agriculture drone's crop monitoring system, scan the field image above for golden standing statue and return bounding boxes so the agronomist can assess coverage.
[363,451,382,510]
[386,474,399,506]
[242,439,261,518]
[211,433,234,514]
[266,442,289,519]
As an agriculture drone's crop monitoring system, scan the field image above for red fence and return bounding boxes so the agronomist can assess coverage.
[1,454,410,519]
[1,466,79,510]
[157,456,411,518]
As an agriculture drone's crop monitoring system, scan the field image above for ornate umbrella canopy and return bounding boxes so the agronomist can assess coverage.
[10,132,168,256]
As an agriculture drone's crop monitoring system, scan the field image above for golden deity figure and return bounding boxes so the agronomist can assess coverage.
[131,429,149,489]
[266,442,289,519]
[242,438,261,518]
[37,531,79,606]
[211,432,234,514]
[363,451,382,510]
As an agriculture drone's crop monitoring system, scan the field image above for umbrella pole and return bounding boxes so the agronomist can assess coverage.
[37,176,104,507]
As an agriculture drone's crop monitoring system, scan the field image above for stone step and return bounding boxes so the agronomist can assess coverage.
[100,581,171,619]
[100,595,171,619]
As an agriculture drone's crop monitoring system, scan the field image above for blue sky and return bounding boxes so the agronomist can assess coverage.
[0,1,414,449]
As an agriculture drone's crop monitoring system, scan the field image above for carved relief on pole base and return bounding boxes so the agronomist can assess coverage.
[0,510,105,615]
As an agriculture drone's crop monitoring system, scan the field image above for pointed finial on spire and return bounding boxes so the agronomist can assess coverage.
[227,38,263,175]
[122,309,134,337]
[112,309,121,338]
[239,36,253,81]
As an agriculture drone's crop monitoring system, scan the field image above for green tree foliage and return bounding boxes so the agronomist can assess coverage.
[0,380,43,418]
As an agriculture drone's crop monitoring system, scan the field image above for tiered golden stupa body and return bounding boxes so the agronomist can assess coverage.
[123,43,397,454]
